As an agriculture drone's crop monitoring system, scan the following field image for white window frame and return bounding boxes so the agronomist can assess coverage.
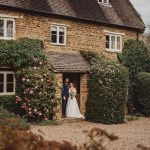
[105,34,123,52]
[97,0,109,6]
[51,25,67,46]
[0,18,15,40]
[0,71,16,96]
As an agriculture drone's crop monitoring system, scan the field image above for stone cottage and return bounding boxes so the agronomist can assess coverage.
[0,0,145,119]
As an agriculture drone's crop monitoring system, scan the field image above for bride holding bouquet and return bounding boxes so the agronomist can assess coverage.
[66,82,84,119]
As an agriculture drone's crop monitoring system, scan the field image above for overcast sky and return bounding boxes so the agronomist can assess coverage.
[130,0,150,32]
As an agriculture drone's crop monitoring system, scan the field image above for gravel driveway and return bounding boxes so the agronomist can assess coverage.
[31,117,150,150]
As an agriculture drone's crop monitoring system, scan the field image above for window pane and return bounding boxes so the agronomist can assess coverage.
[51,26,57,32]
[0,84,4,93]
[106,35,110,49]
[117,36,121,50]
[59,27,64,36]
[0,19,4,37]
[7,83,14,92]
[111,36,115,49]
[7,20,13,38]
[59,36,64,44]
[0,74,4,83]
[51,35,57,43]
[7,74,14,82]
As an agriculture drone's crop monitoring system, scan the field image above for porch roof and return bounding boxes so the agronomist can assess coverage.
[46,51,91,73]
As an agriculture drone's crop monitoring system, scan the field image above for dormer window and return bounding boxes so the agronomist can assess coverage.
[98,0,109,5]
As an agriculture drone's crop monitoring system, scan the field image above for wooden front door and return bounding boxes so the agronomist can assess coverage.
[63,73,80,107]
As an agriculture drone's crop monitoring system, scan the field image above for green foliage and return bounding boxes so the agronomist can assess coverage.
[0,38,45,68]
[15,63,56,121]
[0,107,30,130]
[118,39,149,78]
[137,72,150,117]
[0,96,17,112]
[0,38,56,122]
[118,39,150,113]
[0,106,16,119]
[82,51,129,124]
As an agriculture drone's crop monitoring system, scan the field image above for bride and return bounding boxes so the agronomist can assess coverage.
[66,82,84,119]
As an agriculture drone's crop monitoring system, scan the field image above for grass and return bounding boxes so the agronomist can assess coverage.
[125,115,139,122]
[34,120,61,126]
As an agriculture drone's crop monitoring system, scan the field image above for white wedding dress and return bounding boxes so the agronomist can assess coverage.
[66,88,84,119]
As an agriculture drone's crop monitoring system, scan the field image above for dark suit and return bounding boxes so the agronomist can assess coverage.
[62,83,69,116]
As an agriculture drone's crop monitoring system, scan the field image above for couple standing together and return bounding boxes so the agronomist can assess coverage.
[62,78,84,119]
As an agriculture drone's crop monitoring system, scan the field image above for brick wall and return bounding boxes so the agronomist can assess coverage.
[0,9,142,59]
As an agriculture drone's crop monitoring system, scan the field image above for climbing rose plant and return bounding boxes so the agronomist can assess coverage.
[15,62,56,121]
[0,38,57,122]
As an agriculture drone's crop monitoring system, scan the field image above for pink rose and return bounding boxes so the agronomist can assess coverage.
[30,90,33,94]
[34,109,37,112]
[26,79,30,82]
[16,96,21,102]
[22,78,26,81]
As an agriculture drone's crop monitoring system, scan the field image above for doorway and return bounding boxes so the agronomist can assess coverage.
[63,73,80,107]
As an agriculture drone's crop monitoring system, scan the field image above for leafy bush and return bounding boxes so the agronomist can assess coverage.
[0,38,45,68]
[0,106,16,119]
[15,63,56,121]
[118,39,150,113]
[0,96,17,112]
[137,72,150,117]
[0,107,30,130]
[0,38,56,122]
[82,51,129,124]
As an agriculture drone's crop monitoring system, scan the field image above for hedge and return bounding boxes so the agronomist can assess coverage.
[82,51,129,124]
[0,38,56,122]
[118,39,150,113]
[137,72,150,116]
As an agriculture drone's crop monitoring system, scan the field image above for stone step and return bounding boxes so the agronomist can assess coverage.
[61,118,84,123]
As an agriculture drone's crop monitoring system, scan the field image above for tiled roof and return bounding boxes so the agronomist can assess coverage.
[46,51,91,73]
[0,0,145,31]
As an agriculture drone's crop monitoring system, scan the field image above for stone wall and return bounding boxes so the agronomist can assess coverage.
[80,73,89,114]
[0,9,142,59]
[54,73,63,120]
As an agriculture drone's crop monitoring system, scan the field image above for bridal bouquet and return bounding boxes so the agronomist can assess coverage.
[70,90,76,99]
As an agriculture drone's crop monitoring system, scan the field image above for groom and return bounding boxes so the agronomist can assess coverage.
[62,78,69,118]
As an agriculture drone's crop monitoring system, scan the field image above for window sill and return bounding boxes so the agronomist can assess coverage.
[0,37,15,40]
[105,49,122,53]
[51,43,66,46]
[0,93,15,96]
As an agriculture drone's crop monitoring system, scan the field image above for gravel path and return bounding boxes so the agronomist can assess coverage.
[31,117,150,150]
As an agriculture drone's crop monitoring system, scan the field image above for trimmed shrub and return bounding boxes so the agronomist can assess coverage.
[118,39,150,113]
[82,51,129,124]
[137,72,150,116]
[0,38,57,122]
[0,106,16,119]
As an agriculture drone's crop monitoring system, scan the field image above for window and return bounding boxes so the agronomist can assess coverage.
[105,34,122,52]
[0,71,15,95]
[98,0,109,5]
[51,25,66,45]
[0,18,15,40]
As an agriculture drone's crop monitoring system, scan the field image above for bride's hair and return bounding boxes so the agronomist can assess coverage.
[69,82,74,87]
